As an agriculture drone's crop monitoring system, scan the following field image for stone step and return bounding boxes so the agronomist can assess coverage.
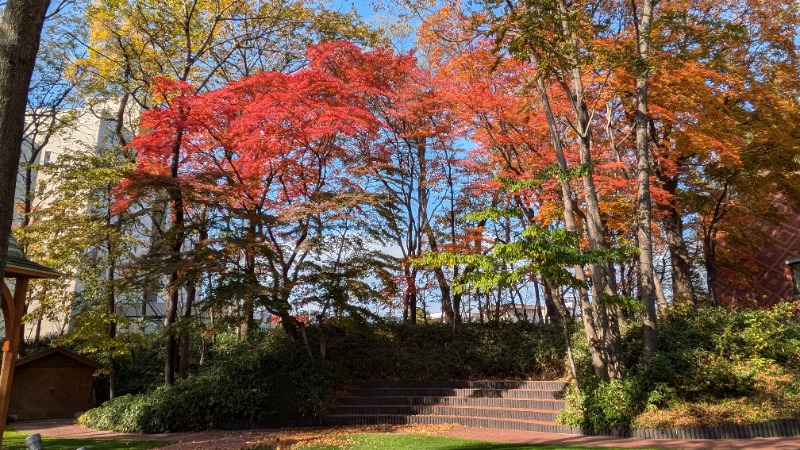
[356,380,568,390]
[349,387,565,399]
[320,414,580,434]
[338,395,564,410]
[328,404,558,422]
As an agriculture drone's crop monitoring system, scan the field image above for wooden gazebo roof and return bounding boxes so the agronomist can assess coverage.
[4,234,60,279]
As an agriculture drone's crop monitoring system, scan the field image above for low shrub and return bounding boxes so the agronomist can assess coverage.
[558,302,800,431]
[80,330,343,433]
[558,374,652,432]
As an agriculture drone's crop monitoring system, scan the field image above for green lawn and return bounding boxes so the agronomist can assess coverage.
[2,430,170,450]
[294,433,658,450]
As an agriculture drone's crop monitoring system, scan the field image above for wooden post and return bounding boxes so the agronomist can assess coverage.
[0,277,28,444]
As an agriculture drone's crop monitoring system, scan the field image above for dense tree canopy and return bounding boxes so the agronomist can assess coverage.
[14,0,800,390]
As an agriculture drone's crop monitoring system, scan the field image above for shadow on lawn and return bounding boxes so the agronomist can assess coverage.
[437,445,538,450]
[434,445,614,450]
[2,434,169,450]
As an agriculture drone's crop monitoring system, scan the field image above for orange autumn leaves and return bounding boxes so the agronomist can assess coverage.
[120,0,800,286]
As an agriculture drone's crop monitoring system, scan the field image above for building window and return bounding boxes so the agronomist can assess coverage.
[788,257,800,298]
[43,150,51,164]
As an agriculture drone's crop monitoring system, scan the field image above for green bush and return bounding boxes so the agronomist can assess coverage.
[113,333,167,396]
[558,302,800,431]
[582,377,642,431]
[80,329,342,433]
[649,304,798,401]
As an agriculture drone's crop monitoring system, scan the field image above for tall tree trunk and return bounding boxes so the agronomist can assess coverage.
[540,278,561,325]
[105,206,119,399]
[553,0,626,378]
[536,55,623,379]
[239,221,257,337]
[17,159,39,358]
[403,264,417,324]
[165,276,179,386]
[632,0,659,363]
[164,131,186,387]
[179,223,205,377]
[0,2,51,444]
[703,184,729,306]
[0,0,50,292]
[704,229,719,306]
[452,292,462,324]
[543,278,579,384]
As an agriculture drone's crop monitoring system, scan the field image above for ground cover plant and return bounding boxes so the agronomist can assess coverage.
[1,431,169,450]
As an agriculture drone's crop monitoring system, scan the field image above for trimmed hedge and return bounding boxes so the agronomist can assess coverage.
[80,321,567,432]
[322,321,567,381]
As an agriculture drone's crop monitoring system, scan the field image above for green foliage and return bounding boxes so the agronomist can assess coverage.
[558,365,650,431]
[556,380,586,428]
[646,304,799,400]
[82,322,566,432]
[20,145,146,370]
[323,321,567,381]
[739,302,800,365]
[559,302,800,431]
[580,377,642,431]
[81,329,342,433]
[417,221,632,296]
[113,333,168,396]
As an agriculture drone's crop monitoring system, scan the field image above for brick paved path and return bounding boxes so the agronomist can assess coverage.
[444,427,800,449]
[12,419,800,449]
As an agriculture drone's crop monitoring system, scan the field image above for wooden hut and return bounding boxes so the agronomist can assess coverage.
[8,347,103,419]
[1,233,61,426]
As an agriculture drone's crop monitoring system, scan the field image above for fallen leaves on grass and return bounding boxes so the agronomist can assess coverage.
[242,423,460,449]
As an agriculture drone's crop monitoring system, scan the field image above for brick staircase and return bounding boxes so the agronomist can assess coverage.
[321,380,578,433]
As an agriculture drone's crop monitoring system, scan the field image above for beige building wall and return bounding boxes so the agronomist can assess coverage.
[18,105,125,340]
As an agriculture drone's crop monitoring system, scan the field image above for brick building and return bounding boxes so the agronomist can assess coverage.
[712,198,800,308]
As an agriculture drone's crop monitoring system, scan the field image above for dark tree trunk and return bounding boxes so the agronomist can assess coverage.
[433,267,453,323]
[540,279,561,325]
[107,249,118,399]
[632,0,658,363]
[0,4,51,444]
[164,277,179,386]
[0,0,50,285]
[661,178,695,304]
[239,222,257,337]
[164,130,186,387]
[403,265,417,324]
[17,303,27,357]
[178,281,196,379]
[704,230,719,306]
